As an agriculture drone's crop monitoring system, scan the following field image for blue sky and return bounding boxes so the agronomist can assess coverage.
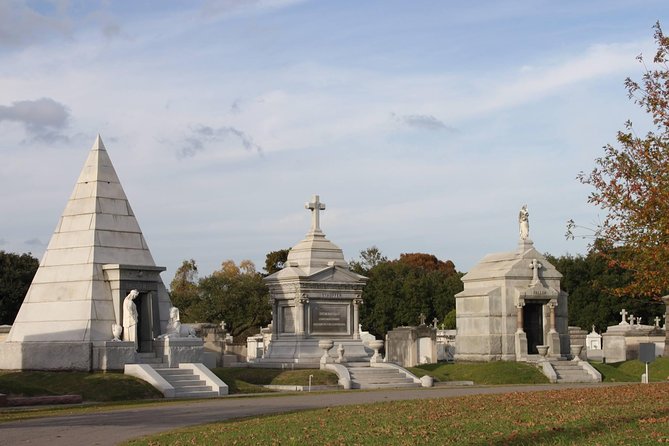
[0,0,667,279]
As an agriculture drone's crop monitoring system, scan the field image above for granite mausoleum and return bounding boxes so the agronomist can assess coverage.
[455,206,569,361]
[260,195,372,366]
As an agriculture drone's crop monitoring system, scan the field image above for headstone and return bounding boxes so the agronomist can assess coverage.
[436,329,456,362]
[386,325,437,367]
[455,206,569,362]
[586,325,603,361]
[0,136,198,371]
[260,195,371,365]
[603,315,665,363]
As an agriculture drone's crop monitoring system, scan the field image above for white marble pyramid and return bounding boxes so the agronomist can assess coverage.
[8,135,156,343]
[1,136,172,370]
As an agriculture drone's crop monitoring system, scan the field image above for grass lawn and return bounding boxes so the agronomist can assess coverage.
[0,368,339,402]
[124,383,669,445]
[410,361,550,384]
[0,370,162,401]
[212,368,339,394]
[591,356,669,383]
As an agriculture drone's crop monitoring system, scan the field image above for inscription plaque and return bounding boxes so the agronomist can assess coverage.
[282,306,295,333]
[310,303,349,335]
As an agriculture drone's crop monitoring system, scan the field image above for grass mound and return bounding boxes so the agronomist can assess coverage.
[410,361,549,384]
[592,357,669,382]
[0,371,162,401]
[212,368,338,394]
[125,383,669,445]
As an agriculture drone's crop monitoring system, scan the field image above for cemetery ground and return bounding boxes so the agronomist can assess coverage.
[2,358,669,417]
[123,383,669,446]
[1,361,668,446]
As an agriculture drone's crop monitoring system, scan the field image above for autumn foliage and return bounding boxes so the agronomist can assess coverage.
[578,22,669,297]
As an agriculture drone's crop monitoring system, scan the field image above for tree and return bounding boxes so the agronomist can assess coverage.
[359,253,463,338]
[398,253,456,274]
[264,248,290,275]
[169,259,199,321]
[0,251,39,325]
[575,22,669,297]
[545,252,663,331]
[349,246,388,275]
[188,260,271,339]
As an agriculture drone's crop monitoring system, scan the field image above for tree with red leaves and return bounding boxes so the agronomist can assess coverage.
[576,22,669,298]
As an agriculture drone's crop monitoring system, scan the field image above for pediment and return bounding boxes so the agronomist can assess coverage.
[306,266,368,283]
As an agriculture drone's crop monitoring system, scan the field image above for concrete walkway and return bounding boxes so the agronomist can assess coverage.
[0,383,612,446]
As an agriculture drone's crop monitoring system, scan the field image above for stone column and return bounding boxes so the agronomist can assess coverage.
[516,302,525,333]
[548,302,557,334]
[297,295,308,336]
[353,297,363,340]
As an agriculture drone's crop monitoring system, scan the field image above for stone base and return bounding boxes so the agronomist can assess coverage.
[257,337,372,367]
[92,341,137,371]
[453,353,516,362]
[514,332,528,361]
[154,337,204,367]
[547,331,562,357]
[0,341,92,371]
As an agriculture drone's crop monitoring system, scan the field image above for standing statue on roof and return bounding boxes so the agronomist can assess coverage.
[519,204,530,240]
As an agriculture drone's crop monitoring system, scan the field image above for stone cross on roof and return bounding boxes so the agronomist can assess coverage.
[529,259,542,286]
[620,309,628,325]
[305,195,326,233]
[655,316,661,328]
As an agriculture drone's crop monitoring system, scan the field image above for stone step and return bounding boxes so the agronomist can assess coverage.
[163,374,204,382]
[156,369,195,376]
[347,368,401,374]
[351,381,421,389]
[170,380,207,388]
[175,390,219,398]
[171,384,212,392]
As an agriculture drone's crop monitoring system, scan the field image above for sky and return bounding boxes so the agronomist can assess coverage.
[1,0,667,280]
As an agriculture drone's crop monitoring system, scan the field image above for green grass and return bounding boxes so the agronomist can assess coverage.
[410,361,550,384]
[125,383,669,445]
[212,368,338,393]
[591,356,669,382]
[0,371,162,401]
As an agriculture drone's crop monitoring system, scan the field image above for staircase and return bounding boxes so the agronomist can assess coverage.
[549,359,600,383]
[347,365,421,389]
[124,362,228,398]
[152,365,219,398]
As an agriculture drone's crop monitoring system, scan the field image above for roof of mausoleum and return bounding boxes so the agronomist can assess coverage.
[265,195,366,282]
[462,239,562,283]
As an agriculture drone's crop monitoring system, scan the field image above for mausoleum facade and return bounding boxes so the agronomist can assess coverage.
[455,207,569,361]
[260,195,371,365]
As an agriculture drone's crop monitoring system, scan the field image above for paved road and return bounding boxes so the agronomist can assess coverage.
[0,383,611,446]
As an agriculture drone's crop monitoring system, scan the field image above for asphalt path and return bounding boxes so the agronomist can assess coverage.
[0,383,612,446]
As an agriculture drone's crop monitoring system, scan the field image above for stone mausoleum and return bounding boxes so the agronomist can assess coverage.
[455,207,569,361]
[0,136,200,371]
[260,195,372,366]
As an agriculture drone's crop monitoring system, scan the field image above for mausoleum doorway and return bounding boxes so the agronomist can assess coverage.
[135,291,157,353]
[523,301,544,354]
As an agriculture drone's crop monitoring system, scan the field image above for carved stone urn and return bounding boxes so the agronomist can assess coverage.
[369,339,384,363]
[318,339,334,364]
[570,345,583,361]
[536,345,549,360]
